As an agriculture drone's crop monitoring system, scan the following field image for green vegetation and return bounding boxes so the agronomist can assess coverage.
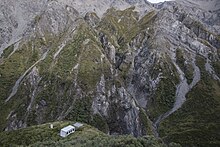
[176,48,194,84]
[0,40,41,130]
[212,61,220,78]
[0,21,114,134]
[34,15,41,24]
[148,56,179,120]
[91,114,109,133]
[0,29,68,130]
[0,21,109,128]
[199,39,212,48]
[98,7,139,50]
[184,64,194,85]
[78,43,103,90]
[98,8,156,52]
[1,44,14,58]
[66,96,93,124]
[138,11,156,29]
[148,78,176,120]
[0,121,164,147]
[176,49,185,72]
[158,56,220,146]
[0,121,71,146]
[139,108,154,135]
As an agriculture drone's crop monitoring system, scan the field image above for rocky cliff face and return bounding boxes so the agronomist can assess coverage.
[0,0,220,146]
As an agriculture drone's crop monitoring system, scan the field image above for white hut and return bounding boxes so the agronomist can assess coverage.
[60,125,75,137]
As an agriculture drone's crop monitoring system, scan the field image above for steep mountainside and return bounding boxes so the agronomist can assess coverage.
[0,0,220,146]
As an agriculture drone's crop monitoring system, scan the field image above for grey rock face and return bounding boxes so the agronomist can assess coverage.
[0,0,48,55]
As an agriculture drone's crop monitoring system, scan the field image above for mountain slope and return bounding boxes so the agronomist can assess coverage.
[0,121,165,146]
[0,0,220,146]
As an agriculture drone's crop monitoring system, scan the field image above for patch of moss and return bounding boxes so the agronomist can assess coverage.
[1,44,14,58]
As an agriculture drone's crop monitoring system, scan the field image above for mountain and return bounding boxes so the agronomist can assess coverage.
[0,0,220,146]
[178,0,220,11]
